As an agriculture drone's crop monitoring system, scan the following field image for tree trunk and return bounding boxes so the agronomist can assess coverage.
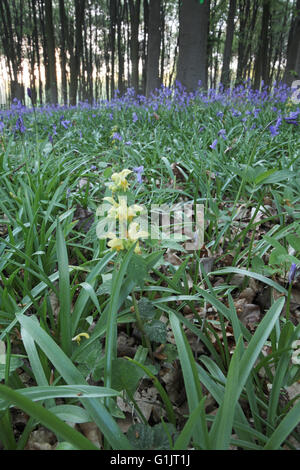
[141,0,149,95]
[221,0,236,88]
[177,0,209,92]
[129,0,141,93]
[59,0,68,105]
[284,0,300,85]
[254,0,271,89]
[45,0,58,104]
[117,0,125,95]
[69,0,85,106]
[109,0,117,98]
[146,0,161,97]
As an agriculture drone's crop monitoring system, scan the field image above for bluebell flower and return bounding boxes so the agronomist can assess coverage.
[284,110,299,126]
[218,129,226,140]
[112,132,122,141]
[288,263,297,285]
[132,112,138,123]
[15,116,26,133]
[61,119,71,129]
[269,116,282,137]
[210,138,218,150]
[133,165,144,184]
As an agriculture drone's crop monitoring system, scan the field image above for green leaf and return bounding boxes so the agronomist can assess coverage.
[111,358,145,394]
[56,219,71,356]
[209,335,243,449]
[0,385,98,450]
[210,267,287,294]
[169,313,209,449]
[0,357,23,381]
[138,297,156,320]
[264,399,300,449]
[16,313,133,450]
[144,320,167,343]
[127,254,148,288]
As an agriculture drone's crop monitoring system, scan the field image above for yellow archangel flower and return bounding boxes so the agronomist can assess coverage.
[103,196,144,223]
[109,169,132,192]
[72,332,90,344]
[106,222,148,254]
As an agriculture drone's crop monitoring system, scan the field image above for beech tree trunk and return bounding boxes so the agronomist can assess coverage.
[221,0,236,88]
[177,0,209,91]
[284,0,300,86]
[45,0,58,104]
[146,0,161,97]
[129,0,141,93]
[254,0,271,89]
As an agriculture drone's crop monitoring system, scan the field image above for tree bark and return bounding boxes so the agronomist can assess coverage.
[59,0,68,105]
[220,0,236,88]
[254,0,271,89]
[128,0,141,93]
[146,0,161,97]
[45,0,58,104]
[284,0,300,85]
[177,0,209,92]
[69,0,86,106]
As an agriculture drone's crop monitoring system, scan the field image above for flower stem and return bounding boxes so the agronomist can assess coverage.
[132,291,154,361]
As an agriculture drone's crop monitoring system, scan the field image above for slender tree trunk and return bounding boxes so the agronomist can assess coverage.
[177,0,210,91]
[129,0,141,93]
[69,0,85,106]
[59,0,68,105]
[221,0,236,88]
[146,0,161,97]
[109,0,117,98]
[141,0,149,95]
[45,0,58,103]
[284,0,300,85]
[160,0,165,84]
[254,0,271,89]
[117,0,125,95]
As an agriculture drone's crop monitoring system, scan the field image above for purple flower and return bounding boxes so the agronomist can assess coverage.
[284,110,299,126]
[218,129,226,140]
[288,263,297,285]
[90,165,97,171]
[48,133,53,144]
[210,138,218,150]
[112,132,122,141]
[27,88,32,99]
[133,165,144,184]
[132,112,138,123]
[15,116,26,133]
[269,116,282,137]
[0,121,4,133]
[61,119,71,129]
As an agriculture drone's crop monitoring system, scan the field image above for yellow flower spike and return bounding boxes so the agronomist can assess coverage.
[109,169,132,192]
[107,231,125,251]
[107,237,125,251]
[72,332,90,344]
[128,222,148,241]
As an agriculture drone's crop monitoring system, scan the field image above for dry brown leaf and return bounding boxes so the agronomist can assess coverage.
[78,422,102,448]
[25,428,56,450]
